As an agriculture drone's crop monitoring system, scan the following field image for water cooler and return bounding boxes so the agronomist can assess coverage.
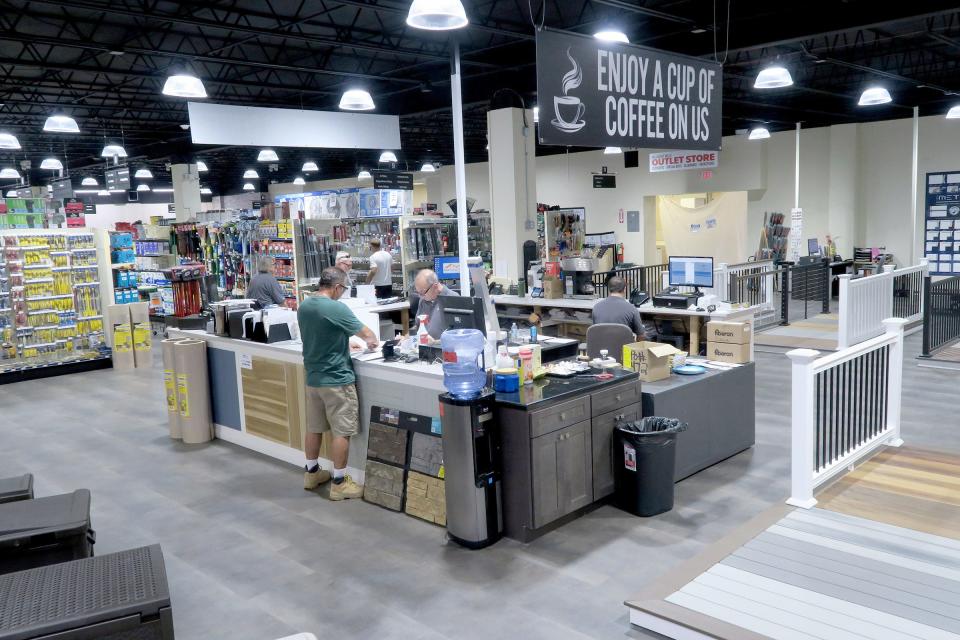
[440,390,503,549]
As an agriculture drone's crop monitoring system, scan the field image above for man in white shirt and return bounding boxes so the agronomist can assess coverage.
[365,238,394,299]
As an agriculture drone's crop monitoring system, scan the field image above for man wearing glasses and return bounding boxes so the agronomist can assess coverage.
[334,251,353,289]
[412,268,455,339]
[298,267,378,500]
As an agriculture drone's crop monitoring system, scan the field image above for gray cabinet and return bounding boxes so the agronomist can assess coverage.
[591,404,640,500]
[531,421,592,529]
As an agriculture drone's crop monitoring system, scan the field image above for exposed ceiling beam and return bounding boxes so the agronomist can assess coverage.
[587,0,697,26]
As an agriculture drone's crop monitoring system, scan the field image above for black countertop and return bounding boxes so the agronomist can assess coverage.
[495,367,638,409]
[640,362,755,396]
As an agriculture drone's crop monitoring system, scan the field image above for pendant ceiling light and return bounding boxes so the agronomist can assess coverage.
[42,114,80,133]
[338,89,375,111]
[136,184,150,192]
[358,170,372,180]
[858,87,892,106]
[257,149,279,162]
[379,151,398,163]
[293,177,306,186]
[302,161,319,172]
[101,144,127,158]
[753,65,793,89]
[0,168,22,179]
[97,190,109,196]
[5,190,17,197]
[420,163,436,172]
[0,133,21,150]
[594,30,629,43]
[946,105,960,119]
[603,146,622,154]
[81,177,98,186]
[134,168,153,179]
[196,160,208,172]
[748,127,771,140]
[162,74,207,98]
[243,169,259,179]
[406,0,468,30]
[40,158,63,170]
[242,182,255,191]
[200,187,213,195]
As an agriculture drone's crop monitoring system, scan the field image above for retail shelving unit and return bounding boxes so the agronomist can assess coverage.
[400,216,459,291]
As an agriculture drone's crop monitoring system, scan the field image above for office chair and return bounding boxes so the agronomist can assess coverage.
[586,323,635,364]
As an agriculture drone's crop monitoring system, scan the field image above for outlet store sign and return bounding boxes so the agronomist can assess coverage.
[649,150,718,173]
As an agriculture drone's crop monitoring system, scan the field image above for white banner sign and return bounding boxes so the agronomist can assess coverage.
[649,150,718,173]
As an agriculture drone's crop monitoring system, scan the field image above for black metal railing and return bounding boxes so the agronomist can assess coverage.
[814,345,890,472]
[892,268,924,321]
[726,263,772,307]
[729,260,830,327]
[592,264,666,297]
[921,275,960,356]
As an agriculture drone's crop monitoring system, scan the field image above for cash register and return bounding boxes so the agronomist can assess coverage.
[652,256,714,309]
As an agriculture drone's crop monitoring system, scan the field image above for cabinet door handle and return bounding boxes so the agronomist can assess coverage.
[615,394,622,402]
[559,412,567,421]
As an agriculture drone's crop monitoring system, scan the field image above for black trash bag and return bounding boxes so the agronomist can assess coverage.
[613,417,687,517]
[617,416,687,434]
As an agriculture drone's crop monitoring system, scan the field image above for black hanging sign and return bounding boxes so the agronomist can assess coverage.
[372,170,414,191]
[536,29,722,151]
[593,174,616,188]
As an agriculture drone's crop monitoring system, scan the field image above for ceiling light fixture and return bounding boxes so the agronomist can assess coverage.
[97,190,110,196]
[946,105,960,119]
[43,114,80,133]
[858,87,892,106]
[603,146,622,154]
[257,149,279,162]
[40,158,63,170]
[0,168,21,179]
[134,168,153,179]
[748,127,771,140]
[162,74,207,98]
[406,0,468,30]
[338,89,375,111]
[101,144,127,158]
[691,27,707,34]
[358,170,372,180]
[293,177,306,186]
[200,187,213,195]
[594,30,629,44]
[136,184,150,192]
[754,65,793,89]
[6,190,18,197]
[420,163,436,172]
[0,133,21,150]
[242,169,259,179]
[242,183,255,191]
[533,106,539,123]
[302,161,319,172]
[81,177,98,186]
[196,160,208,172]
[153,188,174,193]
[379,151,398,164]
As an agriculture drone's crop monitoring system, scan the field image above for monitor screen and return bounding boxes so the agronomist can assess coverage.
[807,238,820,255]
[434,256,461,281]
[668,256,714,288]
[440,296,486,333]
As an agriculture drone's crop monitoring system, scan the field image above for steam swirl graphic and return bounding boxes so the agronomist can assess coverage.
[561,47,582,95]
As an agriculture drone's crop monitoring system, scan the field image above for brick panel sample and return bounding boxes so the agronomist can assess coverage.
[363,460,404,511]
[409,432,444,477]
[405,471,446,526]
[367,423,408,465]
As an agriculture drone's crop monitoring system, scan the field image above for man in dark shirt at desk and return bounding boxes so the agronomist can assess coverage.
[592,276,646,338]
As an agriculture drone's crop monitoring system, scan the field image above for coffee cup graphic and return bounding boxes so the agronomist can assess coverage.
[551,48,586,133]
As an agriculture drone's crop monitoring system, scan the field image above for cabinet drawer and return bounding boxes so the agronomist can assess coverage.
[591,380,641,416]
[529,396,591,438]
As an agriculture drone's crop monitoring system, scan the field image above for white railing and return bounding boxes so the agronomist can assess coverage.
[786,318,906,508]
[663,260,776,307]
[838,260,929,349]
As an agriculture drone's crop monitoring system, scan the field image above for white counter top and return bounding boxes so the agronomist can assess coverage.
[492,294,597,310]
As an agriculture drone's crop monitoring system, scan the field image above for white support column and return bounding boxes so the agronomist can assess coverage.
[172,163,201,222]
[911,107,919,266]
[883,318,908,447]
[450,41,470,296]
[786,348,821,509]
[837,274,852,350]
[794,122,801,211]
[716,262,728,298]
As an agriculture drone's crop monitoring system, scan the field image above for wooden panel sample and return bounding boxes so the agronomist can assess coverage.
[241,356,291,445]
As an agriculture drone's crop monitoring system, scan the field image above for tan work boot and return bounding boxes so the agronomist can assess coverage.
[329,475,363,501]
[304,467,332,490]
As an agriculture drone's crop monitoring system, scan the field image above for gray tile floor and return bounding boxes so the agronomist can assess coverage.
[1,332,955,640]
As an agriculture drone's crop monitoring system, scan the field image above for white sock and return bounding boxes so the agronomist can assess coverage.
[305,459,319,472]
[333,467,345,482]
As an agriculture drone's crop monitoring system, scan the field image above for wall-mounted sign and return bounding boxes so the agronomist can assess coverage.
[649,150,719,173]
[593,174,616,188]
[63,198,84,215]
[84,201,96,215]
[104,166,130,190]
[51,177,73,200]
[924,171,960,276]
[168,203,176,215]
[372,170,414,191]
[536,28,721,151]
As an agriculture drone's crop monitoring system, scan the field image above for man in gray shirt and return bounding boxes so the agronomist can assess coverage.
[592,276,646,338]
[412,269,456,339]
[247,256,287,308]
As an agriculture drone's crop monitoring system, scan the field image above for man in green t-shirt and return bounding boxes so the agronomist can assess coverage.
[298,267,378,500]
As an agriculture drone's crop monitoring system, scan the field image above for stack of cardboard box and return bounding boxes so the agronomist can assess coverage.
[705,320,752,364]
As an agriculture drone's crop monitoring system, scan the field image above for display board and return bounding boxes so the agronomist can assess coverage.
[924,171,960,275]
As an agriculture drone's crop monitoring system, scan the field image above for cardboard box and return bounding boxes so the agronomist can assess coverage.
[706,341,751,364]
[542,277,564,299]
[623,341,681,382]
[132,322,153,368]
[129,301,150,324]
[704,320,751,345]
[112,324,135,370]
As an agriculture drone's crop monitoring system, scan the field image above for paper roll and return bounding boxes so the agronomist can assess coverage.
[172,339,213,444]
[161,338,188,439]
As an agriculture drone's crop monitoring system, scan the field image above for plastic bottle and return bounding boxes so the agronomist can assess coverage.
[529,324,537,344]
[417,314,430,345]
[509,322,519,344]
[519,346,534,385]
[441,328,487,399]
[496,345,513,370]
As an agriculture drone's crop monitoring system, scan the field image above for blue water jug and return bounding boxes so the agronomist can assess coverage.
[440,328,487,399]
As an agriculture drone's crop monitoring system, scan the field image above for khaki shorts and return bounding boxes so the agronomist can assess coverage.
[305,384,359,438]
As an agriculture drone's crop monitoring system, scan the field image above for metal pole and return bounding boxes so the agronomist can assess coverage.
[794,122,801,210]
[451,40,470,296]
[920,275,931,357]
[911,106,919,266]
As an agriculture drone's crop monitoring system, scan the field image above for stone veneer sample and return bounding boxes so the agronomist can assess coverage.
[405,471,446,526]
[367,422,408,466]
[409,432,443,477]
[363,460,405,511]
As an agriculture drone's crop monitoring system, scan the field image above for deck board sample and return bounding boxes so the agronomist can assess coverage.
[405,471,446,526]
[408,432,443,477]
[367,423,408,466]
[363,460,404,511]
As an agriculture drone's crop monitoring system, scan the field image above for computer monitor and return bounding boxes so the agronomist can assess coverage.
[807,238,820,256]
[440,295,486,333]
[434,256,461,281]
[668,256,714,289]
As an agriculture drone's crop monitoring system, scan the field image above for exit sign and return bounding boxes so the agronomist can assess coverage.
[701,170,714,180]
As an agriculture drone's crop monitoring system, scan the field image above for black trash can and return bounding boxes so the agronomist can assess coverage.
[614,417,686,517]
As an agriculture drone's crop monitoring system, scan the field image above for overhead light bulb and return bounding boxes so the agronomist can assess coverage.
[293,177,306,186]
[594,30,629,43]
[136,184,150,192]
[243,169,259,179]
[6,190,17,197]
[420,163,436,172]
[858,87,892,106]
[134,168,153,179]
[40,158,63,170]
[379,151,398,163]
[43,114,80,133]
[101,144,127,158]
[0,133,21,150]
[358,170,372,180]
[196,160,208,172]
[338,89,375,111]
[0,168,21,179]
[753,65,793,89]
[81,177,98,186]
[406,0,468,30]
[603,146,622,154]
[200,187,212,195]
[302,161,319,172]
[243,182,255,191]
[257,149,279,162]
[533,106,539,123]
[946,105,960,119]
[748,127,771,140]
[162,74,207,98]
[97,189,109,196]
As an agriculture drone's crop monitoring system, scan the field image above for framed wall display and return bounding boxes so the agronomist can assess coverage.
[924,172,960,275]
